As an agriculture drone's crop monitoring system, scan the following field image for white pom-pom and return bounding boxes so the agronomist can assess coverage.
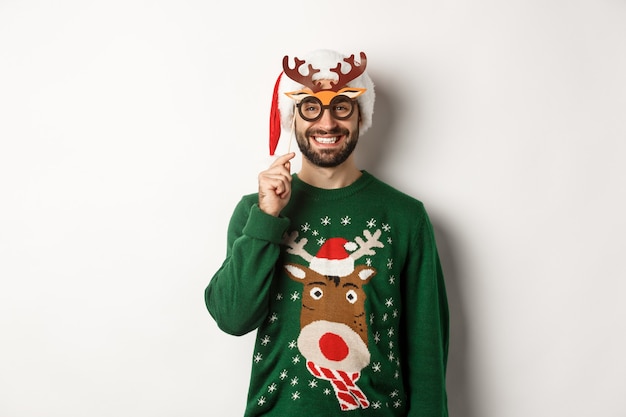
[344,241,358,252]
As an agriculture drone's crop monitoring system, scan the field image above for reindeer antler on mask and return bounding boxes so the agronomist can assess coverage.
[282,53,367,93]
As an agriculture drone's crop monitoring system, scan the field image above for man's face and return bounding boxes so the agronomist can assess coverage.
[293,80,361,168]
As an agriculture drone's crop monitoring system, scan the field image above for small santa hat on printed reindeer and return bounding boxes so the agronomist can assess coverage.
[309,237,359,277]
[268,49,376,155]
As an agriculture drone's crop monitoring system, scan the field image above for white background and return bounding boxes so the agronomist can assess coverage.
[1,1,625,416]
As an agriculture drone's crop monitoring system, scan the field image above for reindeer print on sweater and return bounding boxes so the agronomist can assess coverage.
[284,229,381,411]
[251,212,405,413]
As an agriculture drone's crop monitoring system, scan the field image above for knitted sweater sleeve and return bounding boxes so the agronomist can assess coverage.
[205,196,290,336]
[403,207,449,417]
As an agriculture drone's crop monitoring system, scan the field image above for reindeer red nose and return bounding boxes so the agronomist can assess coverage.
[319,332,349,361]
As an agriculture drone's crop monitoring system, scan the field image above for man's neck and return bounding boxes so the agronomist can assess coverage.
[297,157,362,189]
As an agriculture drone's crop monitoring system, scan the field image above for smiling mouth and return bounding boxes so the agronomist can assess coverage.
[313,136,340,144]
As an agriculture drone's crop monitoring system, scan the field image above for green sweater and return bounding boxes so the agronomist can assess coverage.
[205,172,449,416]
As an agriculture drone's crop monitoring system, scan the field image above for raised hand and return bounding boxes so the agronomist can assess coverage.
[258,152,296,217]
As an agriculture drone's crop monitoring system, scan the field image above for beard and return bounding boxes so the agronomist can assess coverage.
[295,125,359,168]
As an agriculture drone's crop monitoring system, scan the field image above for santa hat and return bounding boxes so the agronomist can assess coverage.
[309,237,358,277]
[269,49,376,155]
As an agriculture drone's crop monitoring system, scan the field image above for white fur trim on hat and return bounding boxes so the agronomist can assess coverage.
[309,256,355,278]
[278,49,375,136]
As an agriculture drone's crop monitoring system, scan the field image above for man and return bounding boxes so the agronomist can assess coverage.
[205,49,449,416]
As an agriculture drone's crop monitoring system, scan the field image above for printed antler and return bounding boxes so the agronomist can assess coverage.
[329,53,367,92]
[350,229,384,261]
[282,56,323,92]
[283,231,314,263]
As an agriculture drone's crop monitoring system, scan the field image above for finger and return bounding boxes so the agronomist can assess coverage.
[259,171,291,185]
[259,174,291,194]
[264,162,293,182]
[270,152,296,169]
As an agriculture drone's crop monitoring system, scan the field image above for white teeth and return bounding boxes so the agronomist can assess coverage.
[314,137,338,144]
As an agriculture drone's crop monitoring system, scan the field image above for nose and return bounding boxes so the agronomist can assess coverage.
[318,332,349,361]
[315,107,339,130]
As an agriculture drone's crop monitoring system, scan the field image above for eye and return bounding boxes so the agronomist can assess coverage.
[346,289,358,304]
[330,97,353,118]
[300,98,321,112]
[310,287,324,300]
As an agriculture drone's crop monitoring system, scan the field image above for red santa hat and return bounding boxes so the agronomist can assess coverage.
[269,49,376,155]
[309,237,359,277]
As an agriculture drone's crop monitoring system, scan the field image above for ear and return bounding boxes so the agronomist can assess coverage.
[284,263,308,281]
[284,90,312,102]
[353,264,376,283]
[336,87,366,99]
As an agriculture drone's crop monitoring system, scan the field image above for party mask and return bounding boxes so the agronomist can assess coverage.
[283,52,368,107]
[269,52,368,155]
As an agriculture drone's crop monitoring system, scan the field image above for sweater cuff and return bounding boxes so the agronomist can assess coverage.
[242,204,290,244]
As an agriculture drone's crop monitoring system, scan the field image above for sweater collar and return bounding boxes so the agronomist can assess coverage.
[292,171,374,200]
